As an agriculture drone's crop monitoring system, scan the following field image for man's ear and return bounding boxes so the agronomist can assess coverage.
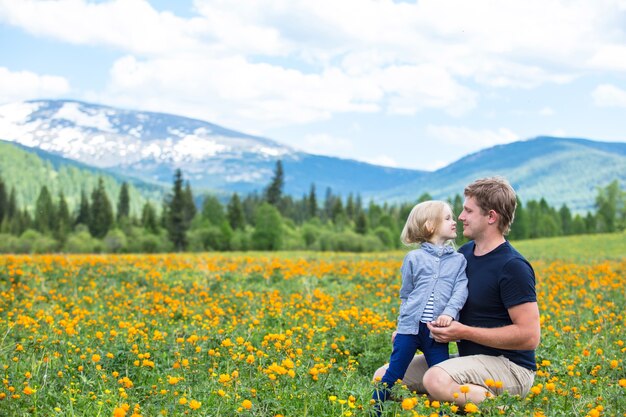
[487,210,498,225]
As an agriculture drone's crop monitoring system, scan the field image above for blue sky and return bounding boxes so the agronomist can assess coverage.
[1,0,625,170]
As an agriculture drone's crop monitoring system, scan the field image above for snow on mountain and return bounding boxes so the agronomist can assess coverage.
[0,100,296,170]
[0,99,421,195]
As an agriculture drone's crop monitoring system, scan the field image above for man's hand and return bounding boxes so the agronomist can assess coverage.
[427,320,465,343]
[391,330,397,343]
[431,315,453,327]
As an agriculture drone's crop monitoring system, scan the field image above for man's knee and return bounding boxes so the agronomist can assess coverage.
[372,365,388,382]
[423,366,454,396]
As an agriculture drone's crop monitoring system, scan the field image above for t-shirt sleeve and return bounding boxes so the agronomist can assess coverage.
[500,258,537,309]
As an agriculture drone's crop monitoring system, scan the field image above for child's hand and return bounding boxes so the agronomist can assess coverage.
[432,315,453,327]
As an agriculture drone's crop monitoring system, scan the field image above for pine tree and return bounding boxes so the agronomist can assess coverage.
[265,160,284,206]
[75,189,91,227]
[558,204,573,236]
[345,193,355,221]
[355,211,368,235]
[201,195,226,226]
[34,185,56,234]
[227,193,245,230]
[183,182,197,225]
[56,192,72,243]
[308,184,317,218]
[252,203,283,250]
[167,169,189,251]
[89,178,114,238]
[117,182,130,222]
[141,202,159,234]
[7,188,17,220]
[0,176,7,223]
[509,196,528,240]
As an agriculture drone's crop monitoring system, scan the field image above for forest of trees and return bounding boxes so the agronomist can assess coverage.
[0,161,624,253]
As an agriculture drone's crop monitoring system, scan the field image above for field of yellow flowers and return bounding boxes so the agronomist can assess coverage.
[0,236,625,416]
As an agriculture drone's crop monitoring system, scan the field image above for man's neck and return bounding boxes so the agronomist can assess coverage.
[473,235,506,256]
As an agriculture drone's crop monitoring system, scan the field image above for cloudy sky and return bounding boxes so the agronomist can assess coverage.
[1,0,625,170]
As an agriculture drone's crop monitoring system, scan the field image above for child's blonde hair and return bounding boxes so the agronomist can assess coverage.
[400,200,454,245]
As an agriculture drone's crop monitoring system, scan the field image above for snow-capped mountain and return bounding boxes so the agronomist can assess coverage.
[0,100,422,195]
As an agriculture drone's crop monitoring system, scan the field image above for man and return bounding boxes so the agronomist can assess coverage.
[372,177,540,406]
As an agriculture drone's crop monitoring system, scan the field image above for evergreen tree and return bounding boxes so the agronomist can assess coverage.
[558,204,573,236]
[368,200,383,229]
[201,195,226,226]
[141,202,159,234]
[75,189,91,227]
[56,192,72,243]
[242,192,261,226]
[117,182,130,222]
[183,182,197,225]
[0,176,6,223]
[34,185,56,234]
[509,196,528,240]
[167,169,189,251]
[355,211,368,235]
[89,178,114,239]
[265,160,284,206]
[7,188,17,220]
[595,180,624,232]
[227,193,245,230]
[252,203,283,250]
[345,193,355,221]
[571,214,587,235]
[585,212,596,233]
[323,187,334,220]
[331,198,345,223]
[308,184,317,218]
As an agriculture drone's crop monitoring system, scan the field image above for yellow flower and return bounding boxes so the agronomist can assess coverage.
[23,386,35,395]
[401,398,416,410]
[242,399,252,410]
[460,385,470,394]
[189,400,201,410]
[464,403,479,414]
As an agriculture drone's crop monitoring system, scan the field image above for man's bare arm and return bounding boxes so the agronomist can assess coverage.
[427,302,540,350]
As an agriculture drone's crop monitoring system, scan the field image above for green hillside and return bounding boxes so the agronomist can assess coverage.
[379,137,626,212]
[0,141,165,216]
[511,231,626,262]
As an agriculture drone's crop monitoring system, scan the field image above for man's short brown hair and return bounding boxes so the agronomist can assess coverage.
[464,177,517,235]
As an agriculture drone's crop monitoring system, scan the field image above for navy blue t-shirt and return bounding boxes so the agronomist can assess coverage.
[457,241,537,371]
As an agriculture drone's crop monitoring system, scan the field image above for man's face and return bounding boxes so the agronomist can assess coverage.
[458,196,489,240]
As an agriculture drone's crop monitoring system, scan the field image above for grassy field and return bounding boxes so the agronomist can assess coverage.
[0,234,624,416]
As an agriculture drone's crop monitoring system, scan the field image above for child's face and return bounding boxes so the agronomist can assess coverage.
[434,205,457,242]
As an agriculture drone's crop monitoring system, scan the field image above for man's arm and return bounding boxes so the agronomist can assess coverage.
[427,301,540,350]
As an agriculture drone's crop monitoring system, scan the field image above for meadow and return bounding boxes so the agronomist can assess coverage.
[0,233,624,416]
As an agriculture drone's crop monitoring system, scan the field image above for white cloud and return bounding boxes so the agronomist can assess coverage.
[592,84,626,107]
[540,107,555,116]
[0,0,207,56]
[1,0,626,128]
[299,133,354,156]
[587,45,626,71]
[0,67,70,103]
[425,125,519,149]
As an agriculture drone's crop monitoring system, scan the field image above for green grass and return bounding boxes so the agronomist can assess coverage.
[511,231,626,262]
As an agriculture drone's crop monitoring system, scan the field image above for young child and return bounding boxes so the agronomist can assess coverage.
[372,200,468,413]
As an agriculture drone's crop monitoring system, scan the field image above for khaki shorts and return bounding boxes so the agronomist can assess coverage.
[377,354,535,397]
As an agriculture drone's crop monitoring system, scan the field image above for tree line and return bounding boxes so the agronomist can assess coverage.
[0,162,624,253]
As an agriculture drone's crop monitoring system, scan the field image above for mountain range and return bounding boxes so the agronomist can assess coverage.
[0,99,624,213]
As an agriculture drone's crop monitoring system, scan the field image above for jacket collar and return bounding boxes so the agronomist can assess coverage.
[421,242,455,257]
